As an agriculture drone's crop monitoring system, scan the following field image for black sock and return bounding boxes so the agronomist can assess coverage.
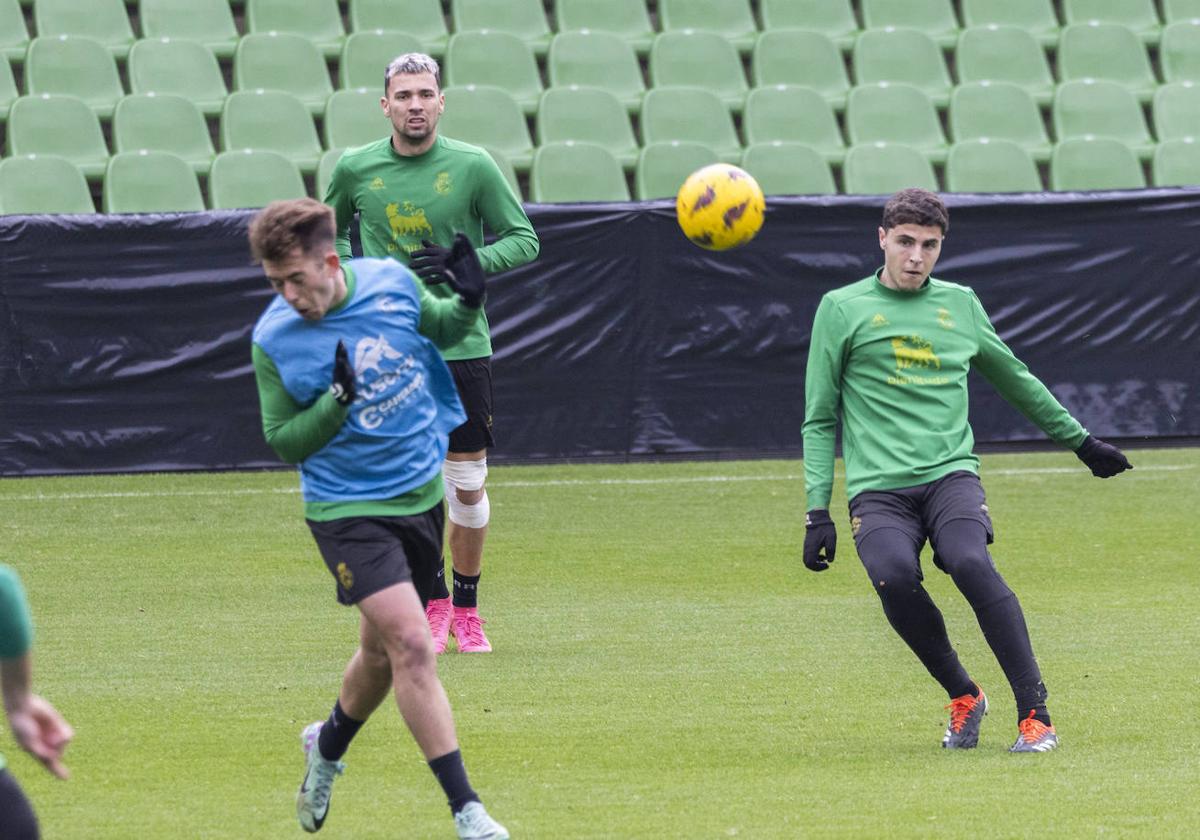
[428,749,479,814]
[317,700,364,762]
[430,566,450,601]
[452,571,480,609]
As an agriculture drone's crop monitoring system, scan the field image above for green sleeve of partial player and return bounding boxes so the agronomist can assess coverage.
[0,565,33,659]
[472,152,539,275]
[324,156,355,263]
[252,344,350,464]
[802,295,846,510]
[967,291,1088,449]
[416,286,480,351]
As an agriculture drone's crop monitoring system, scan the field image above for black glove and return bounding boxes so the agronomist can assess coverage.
[410,235,486,308]
[329,340,356,406]
[803,509,837,572]
[1075,434,1133,478]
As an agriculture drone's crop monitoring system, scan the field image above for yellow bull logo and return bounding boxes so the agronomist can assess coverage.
[892,335,941,371]
[386,202,434,239]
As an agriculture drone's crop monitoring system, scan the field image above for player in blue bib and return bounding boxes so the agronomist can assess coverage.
[249,198,508,839]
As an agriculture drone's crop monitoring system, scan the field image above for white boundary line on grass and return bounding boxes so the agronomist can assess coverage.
[0,464,1193,501]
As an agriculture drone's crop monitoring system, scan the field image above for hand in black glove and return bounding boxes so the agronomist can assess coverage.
[1075,434,1133,478]
[803,509,837,572]
[328,340,356,406]
[411,234,486,308]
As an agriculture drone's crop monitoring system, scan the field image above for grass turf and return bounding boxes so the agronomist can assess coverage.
[3,448,1198,838]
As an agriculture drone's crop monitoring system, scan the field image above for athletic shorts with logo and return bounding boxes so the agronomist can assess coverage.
[848,470,994,571]
[447,357,494,453]
[307,507,445,606]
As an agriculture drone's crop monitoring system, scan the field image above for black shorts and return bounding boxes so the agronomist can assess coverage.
[848,471,994,570]
[306,507,445,607]
[0,769,39,840]
[447,357,495,453]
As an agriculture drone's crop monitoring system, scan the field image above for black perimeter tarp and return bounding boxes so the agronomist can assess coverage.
[2,191,1198,476]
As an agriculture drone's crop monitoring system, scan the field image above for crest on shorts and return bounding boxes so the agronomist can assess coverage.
[336,562,354,590]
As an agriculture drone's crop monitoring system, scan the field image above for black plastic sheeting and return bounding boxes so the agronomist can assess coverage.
[2,192,1198,476]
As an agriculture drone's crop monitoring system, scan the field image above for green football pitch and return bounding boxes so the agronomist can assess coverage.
[4,449,1198,838]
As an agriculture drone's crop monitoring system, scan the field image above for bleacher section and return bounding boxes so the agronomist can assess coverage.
[2,0,1200,212]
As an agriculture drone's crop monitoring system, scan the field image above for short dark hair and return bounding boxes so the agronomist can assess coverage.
[881,188,949,234]
[247,198,336,263]
[384,52,441,94]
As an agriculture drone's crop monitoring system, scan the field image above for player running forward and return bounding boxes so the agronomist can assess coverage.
[801,188,1132,753]
[325,52,540,654]
[1,564,74,840]
[248,199,508,839]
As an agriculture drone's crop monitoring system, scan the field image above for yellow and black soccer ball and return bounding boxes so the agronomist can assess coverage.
[675,163,765,251]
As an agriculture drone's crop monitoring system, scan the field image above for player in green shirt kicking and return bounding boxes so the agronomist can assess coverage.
[325,52,539,655]
[1,564,74,839]
[801,189,1132,753]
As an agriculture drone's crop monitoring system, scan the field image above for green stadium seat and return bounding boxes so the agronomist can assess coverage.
[24,36,124,120]
[1053,79,1155,161]
[1063,0,1162,47]
[220,90,324,174]
[852,27,954,109]
[955,25,1056,108]
[1057,23,1158,104]
[245,0,346,59]
[843,142,939,193]
[316,147,343,200]
[959,0,1061,50]
[443,32,543,116]
[438,85,535,171]
[1153,81,1200,140]
[0,59,17,122]
[845,83,949,164]
[657,0,758,56]
[1050,136,1146,190]
[33,0,135,60]
[553,0,655,57]
[1161,21,1200,83]
[536,86,639,170]
[0,154,95,214]
[209,149,308,209]
[348,0,449,59]
[103,150,205,213]
[451,0,553,59]
[234,32,334,116]
[483,147,523,199]
[546,31,646,115]
[758,0,860,53]
[341,31,424,91]
[112,93,216,175]
[128,38,227,118]
[949,81,1052,163]
[634,140,720,200]
[945,138,1043,192]
[649,31,748,113]
[1164,0,1200,22]
[1152,137,1200,186]
[323,88,388,149]
[860,0,961,50]
[138,0,239,60]
[740,141,836,196]
[530,141,631,202]
[640,86,743,164]
[6,94,109,180]
[0,0,30,64]
[751,29,851,112]
[742,85,846,165]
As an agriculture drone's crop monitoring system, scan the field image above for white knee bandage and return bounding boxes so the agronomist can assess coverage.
[443,458,490,528]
